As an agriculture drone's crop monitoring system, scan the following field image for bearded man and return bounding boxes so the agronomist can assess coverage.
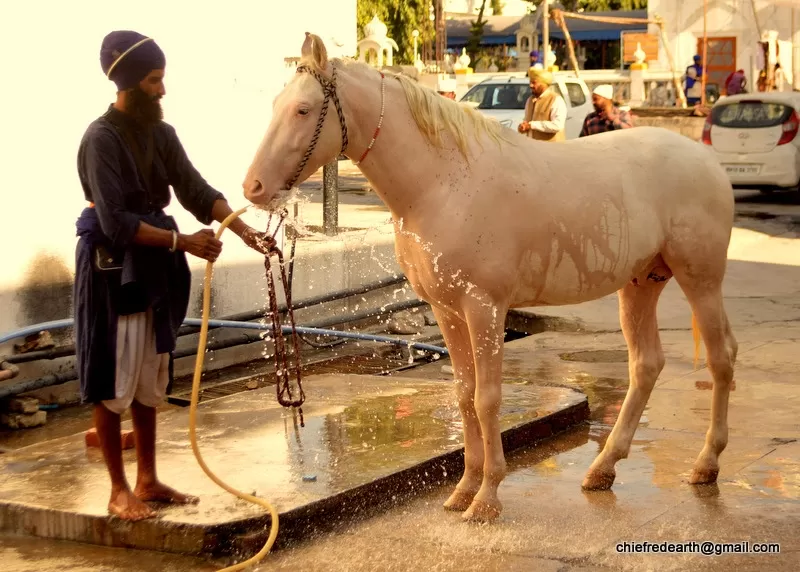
[578,84,634,137]
[74,30,269,521]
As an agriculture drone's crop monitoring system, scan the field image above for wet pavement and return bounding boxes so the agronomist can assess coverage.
[0,374,587,556]
[2,188,799,571]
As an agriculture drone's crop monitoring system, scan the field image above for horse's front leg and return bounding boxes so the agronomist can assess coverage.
[433,307,484,512]
[461,298,508,522]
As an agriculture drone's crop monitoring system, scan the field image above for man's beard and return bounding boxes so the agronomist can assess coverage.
[126,87,163,126]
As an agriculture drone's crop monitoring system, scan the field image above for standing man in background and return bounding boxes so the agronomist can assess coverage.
[579,84,634,137]
[517,68,566,142]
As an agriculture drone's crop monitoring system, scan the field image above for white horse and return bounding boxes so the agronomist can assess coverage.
[242,34,738,522]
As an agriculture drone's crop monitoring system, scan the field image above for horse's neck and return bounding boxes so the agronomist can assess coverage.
[341,66,458,221]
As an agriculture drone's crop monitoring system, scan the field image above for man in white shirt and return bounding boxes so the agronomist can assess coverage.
[517,68,567,142]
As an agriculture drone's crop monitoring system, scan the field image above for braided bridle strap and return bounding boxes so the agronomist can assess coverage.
[263,210,306,426]
[286,63,349,189]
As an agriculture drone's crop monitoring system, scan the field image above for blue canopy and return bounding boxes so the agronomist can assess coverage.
[445,10,647,47]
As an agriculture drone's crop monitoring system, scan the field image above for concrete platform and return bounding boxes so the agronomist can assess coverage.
[0,374,588,557]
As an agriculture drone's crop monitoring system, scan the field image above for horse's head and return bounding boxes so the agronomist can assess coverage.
[243,33,344,206]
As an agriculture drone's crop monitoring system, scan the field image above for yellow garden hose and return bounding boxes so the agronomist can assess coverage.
[189,205,279,571]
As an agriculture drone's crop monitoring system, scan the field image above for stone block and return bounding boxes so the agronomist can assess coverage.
[385,310,426,335]
[1,397,40,414]
[84,428,136,450]
[0,410,46,429]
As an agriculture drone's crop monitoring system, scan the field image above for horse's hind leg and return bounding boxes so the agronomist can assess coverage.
[676,282,737,484]
[583,277,669,490]
[433,307,485,512]
[665,231,737,484]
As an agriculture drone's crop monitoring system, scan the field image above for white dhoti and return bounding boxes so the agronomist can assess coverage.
[102,308,170,414]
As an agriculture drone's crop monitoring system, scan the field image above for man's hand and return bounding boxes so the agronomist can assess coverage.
[518,121,531,133]
[241,227,277,255]
[178,229,223,262]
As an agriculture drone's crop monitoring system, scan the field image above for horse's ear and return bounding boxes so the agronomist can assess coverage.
[301,32,328,70]
[301,32,314,58]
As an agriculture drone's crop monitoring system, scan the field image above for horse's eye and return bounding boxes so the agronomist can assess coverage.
[298,108,309,116]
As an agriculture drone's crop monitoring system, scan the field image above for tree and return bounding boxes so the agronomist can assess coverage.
[579,0,647,9]
[524,0,647,12]
[491,0,504,15]
[357,0,433,65]
[466,0,490,68]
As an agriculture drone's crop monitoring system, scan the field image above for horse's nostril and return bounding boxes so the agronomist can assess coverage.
[244,179,263,199]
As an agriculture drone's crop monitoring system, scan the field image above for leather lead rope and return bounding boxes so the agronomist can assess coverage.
[264,210,305,426]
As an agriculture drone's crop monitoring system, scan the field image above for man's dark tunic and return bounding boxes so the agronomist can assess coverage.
[74,106,224,403]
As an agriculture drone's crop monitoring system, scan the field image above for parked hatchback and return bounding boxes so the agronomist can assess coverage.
[702,92,800,191]
[459,75,593,140]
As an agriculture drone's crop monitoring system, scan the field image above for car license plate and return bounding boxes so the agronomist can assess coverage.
[724,164,760,175]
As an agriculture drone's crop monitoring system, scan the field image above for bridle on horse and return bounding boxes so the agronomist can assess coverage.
[264,62,385,427]
[285,62,386,189]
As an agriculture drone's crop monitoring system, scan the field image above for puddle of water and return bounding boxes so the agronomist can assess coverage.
[559,349,629,363]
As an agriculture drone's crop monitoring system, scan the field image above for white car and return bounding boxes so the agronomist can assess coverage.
[458,75,593,140]
[702,92,800,191]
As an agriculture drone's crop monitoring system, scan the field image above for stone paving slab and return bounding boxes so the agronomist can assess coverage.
[0,373,588,557]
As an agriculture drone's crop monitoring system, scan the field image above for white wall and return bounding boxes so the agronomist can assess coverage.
[648,0,799,87]
[0,0,356,334]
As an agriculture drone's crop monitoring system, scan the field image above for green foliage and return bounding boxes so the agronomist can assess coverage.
[524,0,648,12]
[466,1,490,68]
[357,0,433,65]
[578,0,648,10]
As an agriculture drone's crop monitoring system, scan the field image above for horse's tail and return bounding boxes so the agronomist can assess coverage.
[691,312,702,369]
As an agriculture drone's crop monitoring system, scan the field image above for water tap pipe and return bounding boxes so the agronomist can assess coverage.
[0,317,447,402]
[2,277,416,365]
[182,319,448,355]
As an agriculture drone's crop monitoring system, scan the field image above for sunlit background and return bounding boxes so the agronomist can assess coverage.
[0,0,357,331]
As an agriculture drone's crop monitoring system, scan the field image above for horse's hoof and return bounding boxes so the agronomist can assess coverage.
[443,488,476,512]
[582,469,616,491]
[462,499,502,523]
[689,467,719,485]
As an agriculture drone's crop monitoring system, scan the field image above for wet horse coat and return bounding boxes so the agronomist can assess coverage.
[243,34,738,522]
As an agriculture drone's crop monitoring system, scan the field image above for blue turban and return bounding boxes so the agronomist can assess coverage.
[100,30,166,90]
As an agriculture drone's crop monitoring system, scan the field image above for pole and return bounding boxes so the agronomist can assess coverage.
[701,0,708,105]
[553,10,580,76]
[792,6,799,89]
[434,0,444,69]
[542,0,549,70]
[656,19,688,108]
[322,159,338,236]
[749,0,763,38]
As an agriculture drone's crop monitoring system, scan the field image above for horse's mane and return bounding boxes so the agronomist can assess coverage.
[390,70,514,157]
[299,41,514,158]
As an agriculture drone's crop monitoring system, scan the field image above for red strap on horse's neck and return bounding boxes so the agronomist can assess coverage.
[355,72,385,165]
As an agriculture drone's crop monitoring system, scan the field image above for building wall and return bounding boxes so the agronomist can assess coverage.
[0,0,356,335]
[648,0,800,88]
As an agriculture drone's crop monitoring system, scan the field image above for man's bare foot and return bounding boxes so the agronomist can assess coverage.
[109,488,157,521]
[134,480,199,505]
